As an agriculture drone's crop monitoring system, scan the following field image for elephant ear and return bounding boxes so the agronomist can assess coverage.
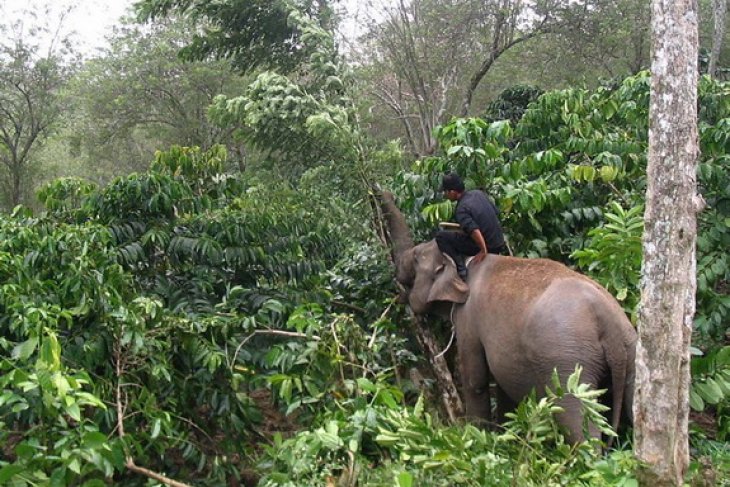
[427,256,469,304]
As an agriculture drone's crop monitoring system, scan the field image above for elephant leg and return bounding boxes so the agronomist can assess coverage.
[495,384,517,423]
[457,332,492,423]
[555,394,600,444]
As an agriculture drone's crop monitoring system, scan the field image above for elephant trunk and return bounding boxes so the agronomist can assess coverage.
[379,190,415,263]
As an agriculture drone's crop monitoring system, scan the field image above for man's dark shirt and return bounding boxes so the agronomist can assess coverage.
[455,190,505,251]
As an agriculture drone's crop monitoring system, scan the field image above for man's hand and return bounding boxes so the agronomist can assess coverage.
[472,250,487,264]
[470,229,489,264]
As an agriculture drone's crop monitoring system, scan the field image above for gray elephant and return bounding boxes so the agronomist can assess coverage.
[380,191,637,444]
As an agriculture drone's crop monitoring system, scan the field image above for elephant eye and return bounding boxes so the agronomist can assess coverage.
[434,264,444,273]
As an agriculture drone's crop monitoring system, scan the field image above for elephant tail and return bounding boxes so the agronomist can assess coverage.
[603,325,637,447]
[607,347,626,445]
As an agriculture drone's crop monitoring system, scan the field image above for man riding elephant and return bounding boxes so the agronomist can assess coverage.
[435,173,506,280]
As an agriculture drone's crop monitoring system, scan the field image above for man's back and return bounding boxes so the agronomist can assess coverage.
[455,190,505,250]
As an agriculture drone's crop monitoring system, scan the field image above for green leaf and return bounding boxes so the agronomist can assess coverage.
[356,377,376,392]
[398,471,414,487]
[0,465,23,483]
[348,439,358,453]
[12,337,38,360]
[82,431,109,449]
[75,392,106,409]
[68,458,81,475]
[52,373,71,398]
[66,402,82,422]
[39,333,62,370]
[82,480,109,487]
[689,389,705,411]
[704,378,726,402]
[151,418,161,439]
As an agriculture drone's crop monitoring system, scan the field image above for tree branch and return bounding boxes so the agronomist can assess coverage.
[230,329,320,371]
[114,330,194,487]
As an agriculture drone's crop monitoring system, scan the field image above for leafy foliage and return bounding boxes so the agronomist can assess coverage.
[690,347,730,420]
[572,202,644,316]
[0,142,385,484]
[483,84,544,125]
[0,212,130,483]
[206,3,361,184]
[259,367,638,486]
[136,0,335,74]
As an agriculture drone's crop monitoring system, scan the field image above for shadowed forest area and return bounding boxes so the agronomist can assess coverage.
[0,0,729,485]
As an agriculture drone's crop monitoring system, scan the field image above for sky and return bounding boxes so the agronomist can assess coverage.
[0,0,372,56]
[1,0,136,55]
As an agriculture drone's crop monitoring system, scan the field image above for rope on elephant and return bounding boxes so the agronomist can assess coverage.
[435,305,457,359]
[435,329,455,359]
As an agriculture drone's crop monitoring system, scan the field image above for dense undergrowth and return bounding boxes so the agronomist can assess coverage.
[1,73,729,486]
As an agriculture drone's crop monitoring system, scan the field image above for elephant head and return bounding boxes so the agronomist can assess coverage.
[380,191,468,315]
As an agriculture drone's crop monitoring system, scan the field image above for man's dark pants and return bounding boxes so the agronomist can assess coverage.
[435,231,505,279]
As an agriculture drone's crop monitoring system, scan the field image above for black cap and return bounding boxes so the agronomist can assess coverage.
[441,173,465,192]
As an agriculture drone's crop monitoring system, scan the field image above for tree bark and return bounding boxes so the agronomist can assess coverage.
[708,0,727,78]
[410,313,464,422]
[634,0,700,485]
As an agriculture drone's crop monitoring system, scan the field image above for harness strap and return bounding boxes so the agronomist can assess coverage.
[434,303,457,359]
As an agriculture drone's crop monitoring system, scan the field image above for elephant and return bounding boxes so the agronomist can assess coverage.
[380,190,637,444]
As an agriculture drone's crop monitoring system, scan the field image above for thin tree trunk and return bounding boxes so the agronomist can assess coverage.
[12,167,22,207]
[458,31,540,117]
[410,313,464,422]
[634,0,700,485]
[708,0,727,78]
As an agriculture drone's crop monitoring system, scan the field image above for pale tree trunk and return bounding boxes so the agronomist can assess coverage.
[708,0,727,78]
[634,0,700,485]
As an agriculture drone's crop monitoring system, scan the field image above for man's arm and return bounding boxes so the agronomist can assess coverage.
[470,229,488,263]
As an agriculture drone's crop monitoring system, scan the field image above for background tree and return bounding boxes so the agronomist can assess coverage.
[458,0,603,116]
[634,0,700,484]
[708,0,727,77]
[0,5,77,208]
[66,17,249,179]
[549,0,651,77]
[136,0,336,74]
[357,0,477,156]
[354,0,618,157]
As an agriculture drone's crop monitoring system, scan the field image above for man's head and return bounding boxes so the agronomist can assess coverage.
[441,173,465,201]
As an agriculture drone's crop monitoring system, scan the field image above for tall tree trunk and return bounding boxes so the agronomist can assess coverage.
[708,0,727,78]
[12,167,22,207]
[634,0,700,485]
